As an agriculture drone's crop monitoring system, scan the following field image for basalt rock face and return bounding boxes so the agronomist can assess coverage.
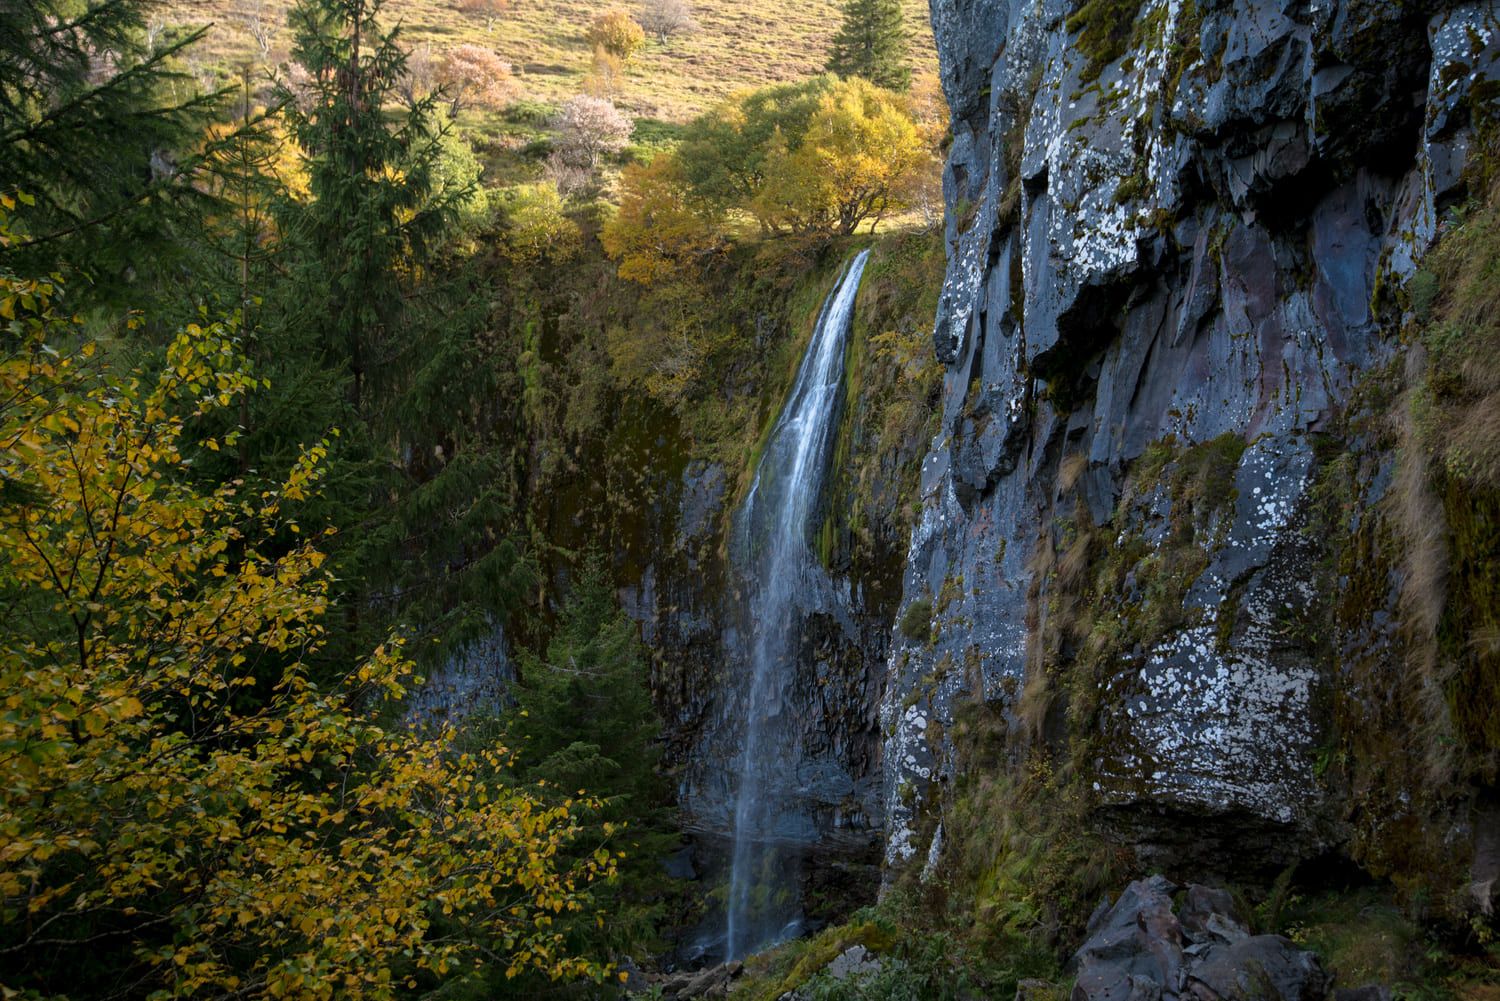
[883,0,1500,877]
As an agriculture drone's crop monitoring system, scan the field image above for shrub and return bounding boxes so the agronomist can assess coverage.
[586,10,646,61]
[497,181,581,263]
[638,0,697,44]
[552,94,633,168]
[900,597,932,642]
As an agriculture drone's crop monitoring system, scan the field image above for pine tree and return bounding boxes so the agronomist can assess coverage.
[280,0,470,413]
[503,563,682,962]
[826,0,911,92]
[266,0,532,672]
[0,0,226,303]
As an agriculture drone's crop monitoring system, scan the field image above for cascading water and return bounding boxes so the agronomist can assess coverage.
[724,249,871,960]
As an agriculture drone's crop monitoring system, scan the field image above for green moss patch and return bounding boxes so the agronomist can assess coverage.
[1066,0,1147,83]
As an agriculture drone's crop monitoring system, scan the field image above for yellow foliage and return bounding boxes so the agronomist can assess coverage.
[0,208,611,998]
[601,154,724,285]
[752,77,929,236]
[585,10,646,62]
[497,181,582,264]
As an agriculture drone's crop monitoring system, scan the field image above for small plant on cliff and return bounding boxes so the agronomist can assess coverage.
[1065,0,1146,83]
[900,597,934,642]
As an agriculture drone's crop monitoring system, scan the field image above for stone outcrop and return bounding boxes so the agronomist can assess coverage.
[1072,877,1329,1001]
[883,0,1500,877]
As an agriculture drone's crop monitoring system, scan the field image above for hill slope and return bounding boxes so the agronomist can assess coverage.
[170,0,939,121]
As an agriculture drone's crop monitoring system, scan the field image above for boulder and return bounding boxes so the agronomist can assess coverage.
[1071,879,1329,1001]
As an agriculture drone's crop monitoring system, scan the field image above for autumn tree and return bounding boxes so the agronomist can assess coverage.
[675,76,834,219]
[638,0,697,44]
[602,154,724,284]
[553,94,633,168]
[827,0,912,91]
[754,77,926,234]
[586,10,647,61]
[436,43,514,114]
[670,76,927,237]
[0,239,613,998]
[584,44,626,98]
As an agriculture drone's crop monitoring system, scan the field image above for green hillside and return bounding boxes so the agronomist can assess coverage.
[166,0,939,121]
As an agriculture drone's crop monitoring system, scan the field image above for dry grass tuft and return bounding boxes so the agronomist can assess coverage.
[1390,348,1457,783]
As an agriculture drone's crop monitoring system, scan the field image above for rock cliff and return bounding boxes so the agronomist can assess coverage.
[882,0,1500,888]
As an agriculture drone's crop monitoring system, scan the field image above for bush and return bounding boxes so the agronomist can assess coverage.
[899,597,932,642]
[497,180,581,264]
[586,10,646,61]
[552,94,633,168]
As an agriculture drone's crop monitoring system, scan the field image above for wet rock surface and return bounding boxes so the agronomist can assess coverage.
[1072,877,1330,1001]
[881,0,1500,877]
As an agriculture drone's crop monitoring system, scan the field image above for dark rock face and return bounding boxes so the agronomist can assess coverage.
[1072,876,1329,1001]
[884,0,1500,874]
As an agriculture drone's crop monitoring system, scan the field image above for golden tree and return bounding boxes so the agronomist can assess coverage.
[586,10,646,62]
[0,200,615,999]
[753,77,927,235]
[602,154,724,284]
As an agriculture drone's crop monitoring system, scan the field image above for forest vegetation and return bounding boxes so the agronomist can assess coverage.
[5,0,1499,998]
[0,0,943,995]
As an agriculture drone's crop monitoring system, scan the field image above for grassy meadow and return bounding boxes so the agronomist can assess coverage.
[164,0,939,123]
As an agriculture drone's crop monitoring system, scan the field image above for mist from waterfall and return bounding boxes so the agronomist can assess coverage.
[724,249,871,961]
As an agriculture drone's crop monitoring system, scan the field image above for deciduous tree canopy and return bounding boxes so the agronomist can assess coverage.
[0,234,612,999]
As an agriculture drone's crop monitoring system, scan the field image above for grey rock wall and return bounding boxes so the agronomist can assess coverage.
[883,0,1500,875]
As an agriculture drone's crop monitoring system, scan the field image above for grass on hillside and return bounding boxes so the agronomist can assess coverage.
[166,0,938,123]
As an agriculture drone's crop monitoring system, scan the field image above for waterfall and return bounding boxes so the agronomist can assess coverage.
[725,249,871,960]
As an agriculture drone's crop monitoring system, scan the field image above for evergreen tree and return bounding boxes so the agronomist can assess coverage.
[826,0,911,92]
[0,0,226,303]
[281,0,459,413]
[504,563,681,965]
[251,0,531,672]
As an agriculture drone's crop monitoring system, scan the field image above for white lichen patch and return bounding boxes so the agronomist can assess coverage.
[1108,618,1319,823]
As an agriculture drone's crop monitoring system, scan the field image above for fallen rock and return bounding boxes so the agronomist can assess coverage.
[659,961,742,999]
[824,944,882,982]
[1071,878,1330,1001]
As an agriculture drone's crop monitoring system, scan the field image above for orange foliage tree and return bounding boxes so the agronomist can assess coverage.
[437,43,514,114]
[601,155,724,284]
